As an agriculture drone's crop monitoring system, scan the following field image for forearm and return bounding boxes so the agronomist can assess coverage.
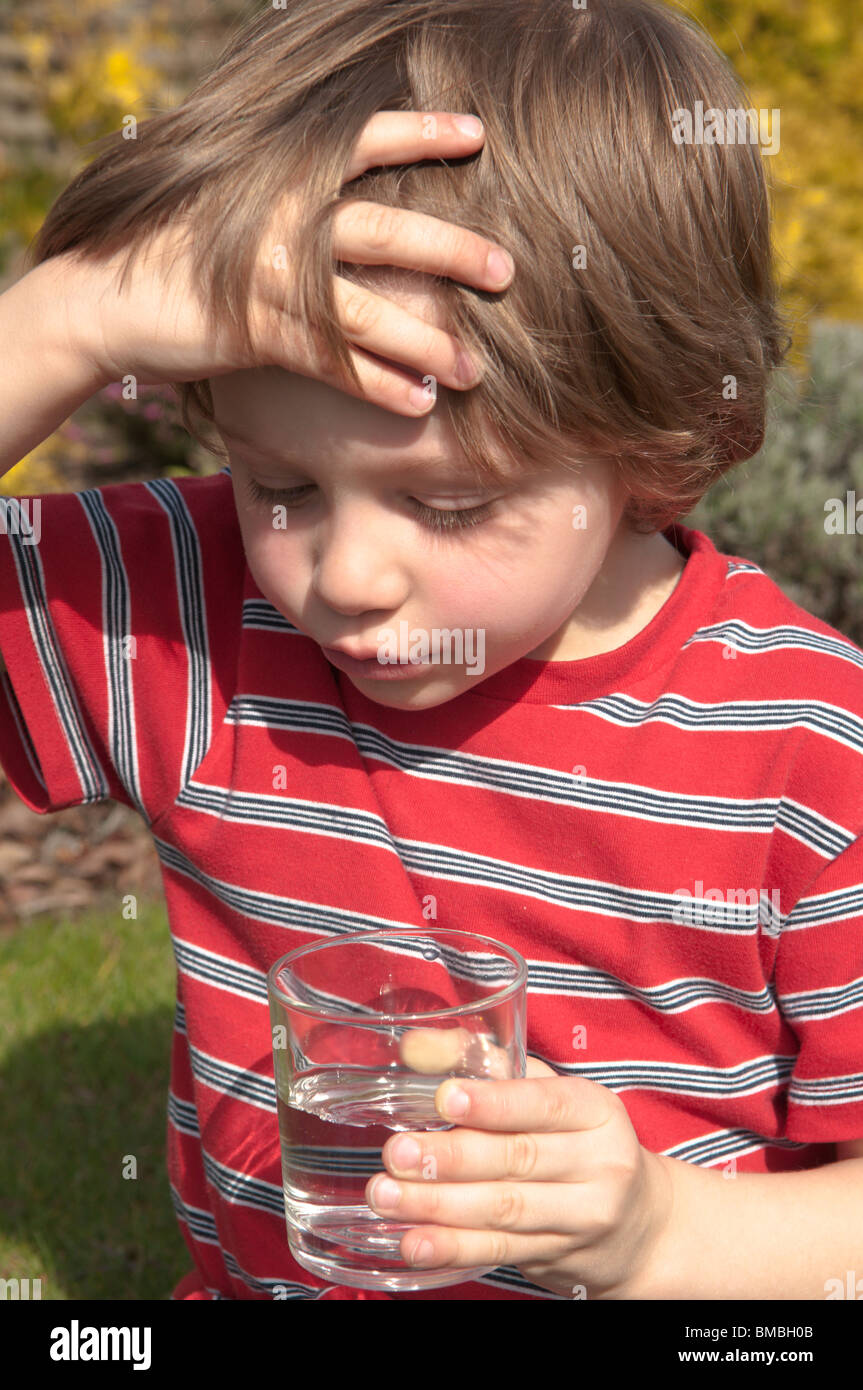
[616,1152,863,1300]
[0,255,108,477]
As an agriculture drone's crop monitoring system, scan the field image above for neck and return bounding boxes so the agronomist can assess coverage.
[528,527,685,663]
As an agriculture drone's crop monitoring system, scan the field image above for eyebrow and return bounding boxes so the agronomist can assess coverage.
[214,422,501,484]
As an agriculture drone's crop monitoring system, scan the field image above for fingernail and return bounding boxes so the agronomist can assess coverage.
[486,248,514,285]
[371,1176,402,1210]
[390,1135,422,1171]
[439,1083,470,1118]
[409,1239,436,1266]
[409,384,434,411]
[454,115,483,137]
[456,352,480,385]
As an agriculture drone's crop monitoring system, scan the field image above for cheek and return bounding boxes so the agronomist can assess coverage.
[235,500,301,596]
[427,526,588,630]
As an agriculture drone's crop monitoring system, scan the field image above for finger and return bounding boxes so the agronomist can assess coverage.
[366,1171,595,1237]
[344,110,485,184]
[272,306,449,416]
[331,274,481,391]
[332,199,514,291]
[399,1027,513,1079]
[296,336,443,417]
[433,1075,617,1132]
[395,1224,570,1274]
[382,1124,581,1183]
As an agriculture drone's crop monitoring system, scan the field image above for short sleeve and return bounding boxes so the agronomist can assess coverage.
[0,478,241,822]
[775,832,863,1144]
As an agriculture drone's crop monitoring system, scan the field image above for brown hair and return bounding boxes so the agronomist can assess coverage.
[26,0,793,532]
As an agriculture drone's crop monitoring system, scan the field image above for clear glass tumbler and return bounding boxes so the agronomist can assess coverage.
[268,927,528,1291]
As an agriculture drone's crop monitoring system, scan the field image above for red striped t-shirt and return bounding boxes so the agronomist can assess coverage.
[1,471,862,1300]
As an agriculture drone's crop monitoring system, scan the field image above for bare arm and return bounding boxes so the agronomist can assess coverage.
[0,255,109,685]
[0,255,110,478]
[614,1144,863,1299]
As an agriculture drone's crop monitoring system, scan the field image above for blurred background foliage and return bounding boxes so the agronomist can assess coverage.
[686,0,863,329]
[0,0,250,492]
[0,0,862,637]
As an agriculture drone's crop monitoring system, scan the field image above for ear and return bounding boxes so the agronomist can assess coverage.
[524,1056,559,1079]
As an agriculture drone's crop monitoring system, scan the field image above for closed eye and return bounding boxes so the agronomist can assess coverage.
[243,477,495,534]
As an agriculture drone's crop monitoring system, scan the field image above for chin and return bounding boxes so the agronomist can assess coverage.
[345,674,470,711]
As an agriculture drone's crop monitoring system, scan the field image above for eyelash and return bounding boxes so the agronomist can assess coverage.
[243,476,494,533]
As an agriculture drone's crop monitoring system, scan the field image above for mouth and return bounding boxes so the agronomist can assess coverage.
[321,646,429,681]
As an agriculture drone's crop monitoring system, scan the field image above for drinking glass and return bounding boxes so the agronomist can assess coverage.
[268,927,528,1291]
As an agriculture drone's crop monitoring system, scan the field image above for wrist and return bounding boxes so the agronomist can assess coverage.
[602,1149,677,1301]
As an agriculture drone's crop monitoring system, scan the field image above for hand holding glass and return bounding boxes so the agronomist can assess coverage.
[268,928,527,1291]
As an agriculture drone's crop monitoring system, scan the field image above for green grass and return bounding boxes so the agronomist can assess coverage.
[0,899,192,1300]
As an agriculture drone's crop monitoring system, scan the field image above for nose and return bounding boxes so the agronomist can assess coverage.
[309,505,409,617]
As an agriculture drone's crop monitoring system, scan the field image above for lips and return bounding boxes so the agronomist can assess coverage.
[322,646,429,679]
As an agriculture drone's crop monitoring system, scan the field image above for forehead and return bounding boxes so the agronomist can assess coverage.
[211,370,464,472]
[209,269,518,481]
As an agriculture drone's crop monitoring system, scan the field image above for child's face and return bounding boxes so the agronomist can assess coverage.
[210,282,650,711]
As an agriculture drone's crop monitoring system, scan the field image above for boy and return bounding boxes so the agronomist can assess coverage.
[1,0,862,1301]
